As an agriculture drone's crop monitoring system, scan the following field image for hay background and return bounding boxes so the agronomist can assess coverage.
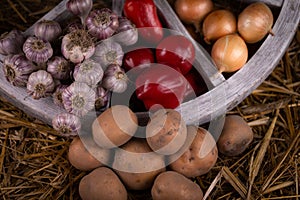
[0,0,299,199]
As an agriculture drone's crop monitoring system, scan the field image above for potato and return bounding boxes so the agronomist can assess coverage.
[79,167,127,200]
[151,171,203,200]
[92,105,138,149]
[217,115,254,156]
[169,126,218,178]
[68,136,111,171]
[113,138,166,190]
[146,109,187,155]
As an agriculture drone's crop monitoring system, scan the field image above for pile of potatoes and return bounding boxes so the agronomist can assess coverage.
[68,105,253,199]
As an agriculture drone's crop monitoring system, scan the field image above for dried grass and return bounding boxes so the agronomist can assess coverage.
[0,1,299,199]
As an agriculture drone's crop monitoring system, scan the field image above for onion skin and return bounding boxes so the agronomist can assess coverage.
[211,34,248,73]
[203,9,237,44]
[174,0,214,31]
[238,2,273,44]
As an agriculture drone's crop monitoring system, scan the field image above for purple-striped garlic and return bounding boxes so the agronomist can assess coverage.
[73,58,104,87]
[23,36,53,64]
[0,29,25,55]
[61,29,95,63]
[62,82,96,117]
[101,64,128,93]
[86,8,119,40]
[92,39,123,67]
[47,56,72,80]
[52,112,81,137]
[114,17,138,46]
[66,0,93,25]
[95,86,109,110]
[53,84,69,107]
[27,70,55,99]
[3,54,38,87]
[34,20,62,42]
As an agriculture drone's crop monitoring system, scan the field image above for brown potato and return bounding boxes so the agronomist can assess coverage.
[217,115,254,156]
[79,167,127,200]
[92,105,138,149]
[113,138,166,190]
[151,171,203,200]
[146,109,187,155]
[169,126,218,178]
[68,136,111,171]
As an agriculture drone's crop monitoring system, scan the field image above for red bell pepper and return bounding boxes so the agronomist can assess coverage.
[135,64,189,110]
[184,69,208,100]
[123,48,155,72]
[123,0,163,44]
[156,35,195,75]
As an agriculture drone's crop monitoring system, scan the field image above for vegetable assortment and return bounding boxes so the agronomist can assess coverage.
[174,0,274,73]
[0,0,271,198]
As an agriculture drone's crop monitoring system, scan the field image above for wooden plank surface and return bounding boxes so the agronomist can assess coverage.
[0,0,299,127]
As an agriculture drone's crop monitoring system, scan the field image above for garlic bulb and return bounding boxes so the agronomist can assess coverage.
[0,29,25,55]
[95,86,109,110]
[114,17,138,46]
[102,64,128,93]
[61,29,95,63]
[34,20,62,42]
[47,56,71,80]
[62,82,96,117]
[52,112,81,137]
[93,39,123,67]
[53,84,69,107]
[73,58,104,87]
[66,0,93,25]
[3,54,38,87]
[23,36,53,64]
[27,70,55,99]
[86,8,119,40]
[66,20,84,33]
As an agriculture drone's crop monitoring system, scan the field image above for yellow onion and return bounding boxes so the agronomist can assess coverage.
[202,9,237,44]
[211,34,248,73]
[238,2,273,43]
[174,0,214,31]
